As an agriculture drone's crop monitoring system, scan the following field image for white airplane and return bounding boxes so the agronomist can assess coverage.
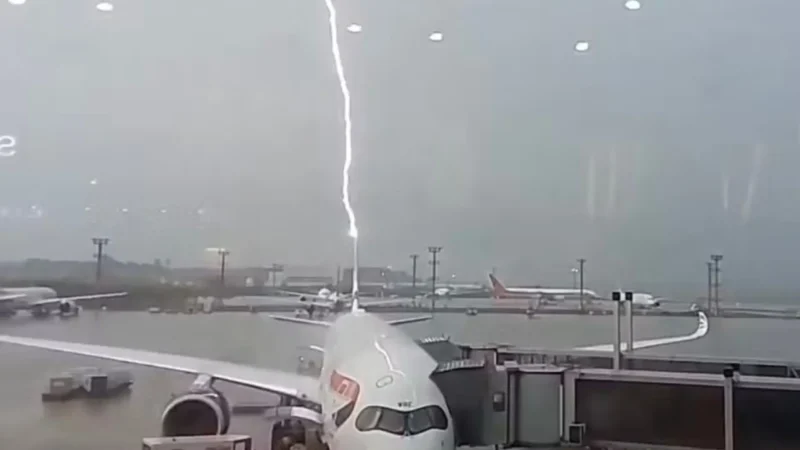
[488,274,600,302]
[0,286,128,318]
[0,298,709,449]
[280,287,409,316]
[426,284,485,299]
[618,292,665,309]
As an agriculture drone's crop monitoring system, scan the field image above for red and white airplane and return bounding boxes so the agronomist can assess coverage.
[488,274,600,302]
[488,275,665,308]
[0,296,708,449]
[0,286,127,318]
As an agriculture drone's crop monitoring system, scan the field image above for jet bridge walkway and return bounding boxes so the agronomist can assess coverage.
[437,342,800,450]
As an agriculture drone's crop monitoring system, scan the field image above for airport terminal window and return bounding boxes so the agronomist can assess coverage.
[355,405,448,436]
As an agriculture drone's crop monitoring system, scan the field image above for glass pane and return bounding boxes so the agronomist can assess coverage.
[427,405,449,429]
[377,408,405,434]
[407,408,432,434]
[355,406,382,431]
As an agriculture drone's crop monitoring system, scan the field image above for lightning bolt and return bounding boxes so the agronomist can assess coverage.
[323,0,360,296]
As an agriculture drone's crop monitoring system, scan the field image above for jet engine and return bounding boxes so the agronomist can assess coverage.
[161,384,230,437]
[58,300,77,316]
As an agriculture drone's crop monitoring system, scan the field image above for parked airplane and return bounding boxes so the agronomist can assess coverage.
[0,287,127,318]
[488,274,600,302]
[0,297,708,449]
[426,284,486,299]
[280,287,409,317]
[620,292,665,309]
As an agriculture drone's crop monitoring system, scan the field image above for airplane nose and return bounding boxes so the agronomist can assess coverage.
[335,430,451,450]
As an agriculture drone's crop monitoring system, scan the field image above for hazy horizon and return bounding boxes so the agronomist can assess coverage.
[2,0,800,296]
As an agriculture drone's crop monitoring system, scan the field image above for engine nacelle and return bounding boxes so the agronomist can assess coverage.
[161,388,231,437]
[58,300,77,315]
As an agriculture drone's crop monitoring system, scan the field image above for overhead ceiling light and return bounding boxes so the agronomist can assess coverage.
[96,2,114,12]
[624,0,642,11]
[0,135,16,157]
[346,24,362,33]
[8,0,27,6]
[574,41,590,52]
[429,32,443,42]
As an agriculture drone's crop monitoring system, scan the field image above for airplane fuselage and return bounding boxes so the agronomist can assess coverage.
[626,292,662,308]
[0,287,58,317]
[1,286,57,300]
[318,311,455,450]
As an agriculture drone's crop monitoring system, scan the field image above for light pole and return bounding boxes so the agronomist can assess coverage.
[428,246,442,312]
[410,254,419,289]
[577,258,586,312]
[92,237,109,283]
[711,254,723,315]
[218,249,230,287]
[268,263,284,288]
[706,261,713,313]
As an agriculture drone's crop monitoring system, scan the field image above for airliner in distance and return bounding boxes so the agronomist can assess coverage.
[280,287,410,317]
[489,274,664,308]
[427,284,486,299]
[0,287,128,318]
[488,274,600,302]
[0,298,708,449]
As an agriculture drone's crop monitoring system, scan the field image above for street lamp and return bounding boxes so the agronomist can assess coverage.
[410,254,419,289]
[428,246,442,313]
[711,254,723,315]
[92,238,110,283]
[577,258,586,312]
[218,249,230,286]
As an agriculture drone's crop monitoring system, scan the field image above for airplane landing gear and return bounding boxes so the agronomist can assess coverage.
[30,307,50,318]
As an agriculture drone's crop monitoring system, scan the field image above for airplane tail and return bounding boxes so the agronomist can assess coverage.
[488,273,511,299]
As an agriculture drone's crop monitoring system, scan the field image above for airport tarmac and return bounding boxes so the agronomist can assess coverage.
[1,311,799,449]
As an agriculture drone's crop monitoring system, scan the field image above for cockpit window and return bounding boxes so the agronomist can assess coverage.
[334,401,356,427]
[378,408,406,434]
[355,405,448,436]
[407,408,432,434]
[409,405,449,433]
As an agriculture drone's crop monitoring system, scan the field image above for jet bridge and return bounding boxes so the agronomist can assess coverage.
[424,341,564,448]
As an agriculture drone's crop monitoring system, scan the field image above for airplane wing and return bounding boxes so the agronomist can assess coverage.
[25,292,129,308]
[386,315,433,326]
[269,315,332,327]
[278,290,323,298]
[0,293,26,302]
[359,298,412,307]
[0,333,320,403]
[268,314,432,327]
[575,312,709,352]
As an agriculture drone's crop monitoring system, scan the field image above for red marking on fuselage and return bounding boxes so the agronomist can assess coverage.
[330,370,360,402]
